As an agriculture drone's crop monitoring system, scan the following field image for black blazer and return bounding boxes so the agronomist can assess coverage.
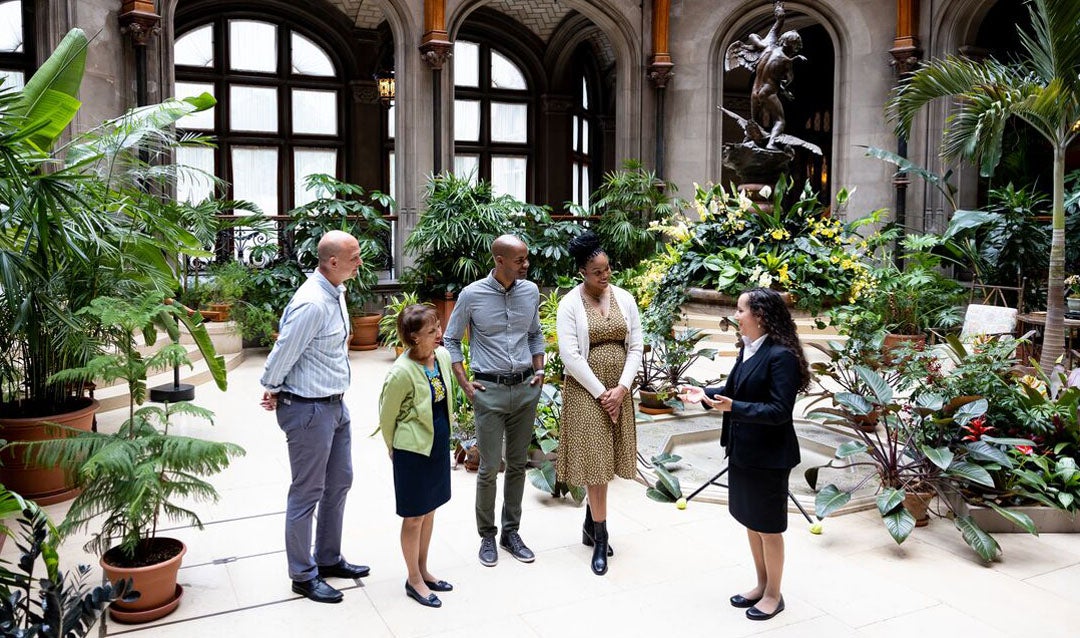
[705,337,801,470]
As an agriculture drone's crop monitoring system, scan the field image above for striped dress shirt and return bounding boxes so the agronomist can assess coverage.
[260,270,351,398]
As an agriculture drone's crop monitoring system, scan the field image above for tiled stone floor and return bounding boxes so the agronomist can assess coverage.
[16,348,1080,637]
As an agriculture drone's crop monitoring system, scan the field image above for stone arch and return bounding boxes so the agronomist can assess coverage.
[709,1,851,205]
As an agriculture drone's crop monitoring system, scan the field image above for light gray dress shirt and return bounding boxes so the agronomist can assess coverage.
[443,272,545,374]
[260,270,351,397]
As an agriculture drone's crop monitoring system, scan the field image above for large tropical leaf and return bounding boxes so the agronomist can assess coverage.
[881,507,916,545]
[954,515,1001,562]
[12,28,88,151]
[986,502,1038,536]
[814,484,851,518]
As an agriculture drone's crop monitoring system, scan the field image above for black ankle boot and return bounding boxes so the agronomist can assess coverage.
[582,505,614,556]
[591,520,609,575]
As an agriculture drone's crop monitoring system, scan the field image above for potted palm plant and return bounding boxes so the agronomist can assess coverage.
[21,294,243,623]
[0,30,217,503]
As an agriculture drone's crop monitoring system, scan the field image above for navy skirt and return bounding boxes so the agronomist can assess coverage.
[392,393,451,518]
[727,462,791,533]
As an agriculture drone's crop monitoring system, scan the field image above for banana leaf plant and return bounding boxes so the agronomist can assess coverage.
[806,365,1037,562]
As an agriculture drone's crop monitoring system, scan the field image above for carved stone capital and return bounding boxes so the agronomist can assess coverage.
[350,80,379,105]
[419,34,453,70]
[120,7,161,47]
[647,59,675,89]
[888,45,923,76]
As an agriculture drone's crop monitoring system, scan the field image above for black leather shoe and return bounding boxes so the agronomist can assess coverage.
[499,531,535,563]
[746,597,785,621]
[730,593,762,608]
[291,577,343,603]
[424,579,454,592]
[405,582,442,608]
[479,536,498,567]
[317,559,370,580]
[590,520,609,576]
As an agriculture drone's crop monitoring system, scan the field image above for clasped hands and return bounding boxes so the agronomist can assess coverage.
[598,385,628,423]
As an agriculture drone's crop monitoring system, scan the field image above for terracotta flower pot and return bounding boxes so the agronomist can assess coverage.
[348,313,380,351]
[903,490,934,527]
[0,398,98,505]
[102,537,187,623]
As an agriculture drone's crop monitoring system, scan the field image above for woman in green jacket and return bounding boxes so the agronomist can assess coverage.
[378,304,456,608]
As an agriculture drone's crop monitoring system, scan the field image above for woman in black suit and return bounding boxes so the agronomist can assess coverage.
[699,288,810,622]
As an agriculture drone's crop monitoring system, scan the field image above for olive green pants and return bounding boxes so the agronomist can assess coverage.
[473,380,542,538]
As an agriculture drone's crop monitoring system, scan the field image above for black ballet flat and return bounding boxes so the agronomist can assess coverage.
[424,579,454,592]
[746,597,784,621]
[405,582,442,608]
[730,593,762,608]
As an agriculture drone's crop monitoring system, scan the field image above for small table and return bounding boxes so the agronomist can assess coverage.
[1016,312,1080,364]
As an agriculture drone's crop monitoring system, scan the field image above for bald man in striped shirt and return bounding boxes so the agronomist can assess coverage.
[260,230,370,603]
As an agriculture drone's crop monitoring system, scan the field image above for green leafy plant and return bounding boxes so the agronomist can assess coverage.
[806,366,1036,561]
[0,29,217,413]
[579,159,684,270]
[889,0,1080,367]
[378,292,422,350]
[636,328,719,395]
[644,453,684,503]
[0,493,133,638]
[21,294,244,560]
[676,177,882,315]
[864,233,966,335]
[526,384,585,504]
[287,173,393,313]
[402,173,510,299]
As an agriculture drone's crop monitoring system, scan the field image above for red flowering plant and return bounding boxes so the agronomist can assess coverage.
[806,365,1036,562]
[996,362,1080,512]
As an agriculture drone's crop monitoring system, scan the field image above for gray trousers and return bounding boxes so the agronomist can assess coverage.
[277,398,353,582]
[473,380,542,537]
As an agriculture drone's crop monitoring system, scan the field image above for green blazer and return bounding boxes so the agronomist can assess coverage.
[378,346,455,455]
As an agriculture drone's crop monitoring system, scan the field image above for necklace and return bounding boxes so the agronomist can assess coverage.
[584,288,605,304]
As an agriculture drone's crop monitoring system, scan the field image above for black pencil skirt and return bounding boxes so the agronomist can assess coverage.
[728,462,791,533]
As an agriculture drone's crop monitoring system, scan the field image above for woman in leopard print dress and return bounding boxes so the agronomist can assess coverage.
[555,231,643,575]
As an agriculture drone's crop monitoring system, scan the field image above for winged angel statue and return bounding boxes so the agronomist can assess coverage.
[723,1,819,155]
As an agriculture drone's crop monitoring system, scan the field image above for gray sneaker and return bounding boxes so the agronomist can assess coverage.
[478,536,498,567]
[499,531,535,563]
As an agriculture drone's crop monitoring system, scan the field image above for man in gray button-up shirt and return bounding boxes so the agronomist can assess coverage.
[444,234,545,567]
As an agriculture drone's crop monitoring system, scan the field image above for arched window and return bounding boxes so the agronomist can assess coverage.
[0,0,30,90]
[453,39,531,200]
[571,75,597,208]
[174,17,345,213]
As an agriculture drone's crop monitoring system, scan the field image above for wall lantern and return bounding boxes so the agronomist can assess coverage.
[376,71,395,107]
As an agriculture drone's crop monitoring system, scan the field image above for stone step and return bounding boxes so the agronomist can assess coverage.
[93,350,246,414]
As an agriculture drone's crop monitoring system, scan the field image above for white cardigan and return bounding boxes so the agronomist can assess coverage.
[556,283,643,398]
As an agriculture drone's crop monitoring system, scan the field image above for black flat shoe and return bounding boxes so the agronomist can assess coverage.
[729,593,762,608]
[405,582,442,608]
[424,579,454,592]
[746,597,784,621]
